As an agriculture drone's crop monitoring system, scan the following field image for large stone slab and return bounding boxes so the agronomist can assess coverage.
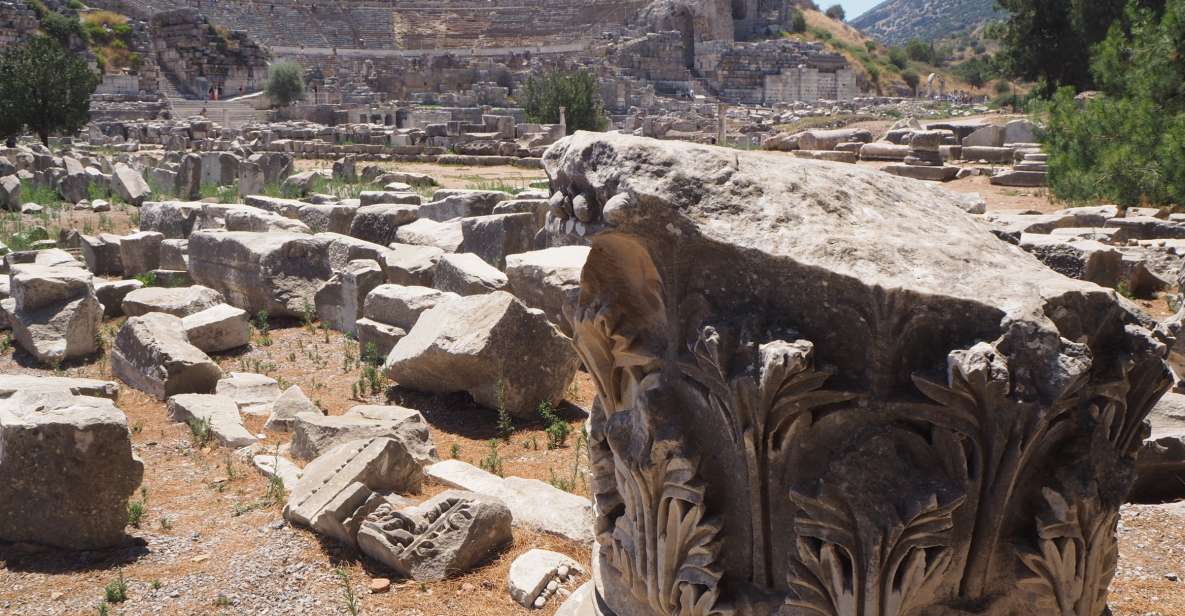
[216,372,280,416]
[181,303,251,352]
[357,490,512,581]
[1133,391,1185,502]
[432,252,509,296]
[426,459,593,543]
[459,213,536,269]
[112,313,222,399]
[119,231,164,276]
[4,263,102,364]
[166,393,258,448]
[505,246,589,334]
[363,284,459,331]
[121,285,224,318]
[290,404,437,464]
[0,386,143,549]
[111,162,151,206]
[188,231,334,318]
[542,132,1171,616]
[384,291,579,417]
[382,243,444,287]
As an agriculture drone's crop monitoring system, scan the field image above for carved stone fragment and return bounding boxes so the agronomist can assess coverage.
[543,133,1171,616]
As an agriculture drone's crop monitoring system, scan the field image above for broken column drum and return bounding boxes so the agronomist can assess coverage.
[543,133,1171,616]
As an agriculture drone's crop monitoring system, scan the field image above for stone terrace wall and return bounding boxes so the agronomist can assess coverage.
[0,1,39,50]
[91,0,648,51]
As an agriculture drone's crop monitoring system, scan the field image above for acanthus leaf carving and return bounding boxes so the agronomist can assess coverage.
[1017,487,1117,616]
[784,486,965,616]
[679,323,858,589]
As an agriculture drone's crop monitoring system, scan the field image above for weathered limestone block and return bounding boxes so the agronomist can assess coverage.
[460,213,537,269]
[112,313,222,399]
[357,318,408,361]
[81,233,124,275]
[4,264,102,364]
[181,303,250,352]
[505,246,589,334]
[432,252,509,296]
[357,490,512,581]
[797,128,873,150]
[119,231,164,276]
[291,404,437,463]
[418,189,505,221]
[383,243,444,287]
[1133,391,1185,502]
[426,459,593,543]
[314,259,385,335]
[0,387,143,549]
[121,285,224,318]
[95,279,142,318]
[265,384,320,432]
[364,284,459,331]
[253,453,302,490]
[395,218,464,253]
[111,162,152,206]
[166,393,258,448]
[283,437,424,546]
[188,231,334,318]
[508,549,584,609]
[348,204,419,247]
[60,157,88,204]
[216,372,280,416]
[140,201,202,239]
[384,291,579,417]
[543,133,1171,616]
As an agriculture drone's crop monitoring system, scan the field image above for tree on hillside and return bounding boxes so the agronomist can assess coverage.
[521,69,606,134]
[788,9,807,33]
[1042,0,1185,206]
[265,61,305,108]
[901,70,920,96]
[825,4,845,20]
[993,0,1166,95]
[0,35,98,145]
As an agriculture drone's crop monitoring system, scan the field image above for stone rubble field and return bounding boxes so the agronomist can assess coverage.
[0,127,1184,616]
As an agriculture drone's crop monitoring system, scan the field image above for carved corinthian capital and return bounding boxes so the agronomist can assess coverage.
[545,133,1171,616]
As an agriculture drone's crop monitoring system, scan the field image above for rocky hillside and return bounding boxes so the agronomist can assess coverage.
[850,0,1003,45]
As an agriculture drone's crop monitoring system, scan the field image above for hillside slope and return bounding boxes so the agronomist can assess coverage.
[791,9,990,96]
[850,0,1003,45]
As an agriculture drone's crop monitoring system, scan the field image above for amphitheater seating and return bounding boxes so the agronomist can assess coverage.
[94,0,648,51]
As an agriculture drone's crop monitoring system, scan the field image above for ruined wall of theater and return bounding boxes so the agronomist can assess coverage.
[149,8,270,98]
[0,1,40,50]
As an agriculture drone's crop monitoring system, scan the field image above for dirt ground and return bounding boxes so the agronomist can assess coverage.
[1,156,1183,615]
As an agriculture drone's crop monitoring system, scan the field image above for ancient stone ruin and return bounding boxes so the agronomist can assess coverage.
[545,132,1171,615]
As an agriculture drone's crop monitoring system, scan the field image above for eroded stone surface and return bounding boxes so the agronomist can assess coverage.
[543,133,1171,616]
[0,385,143,549]
[357,490,512,581]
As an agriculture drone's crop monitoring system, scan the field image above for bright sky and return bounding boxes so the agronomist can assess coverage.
[838,0,884,20]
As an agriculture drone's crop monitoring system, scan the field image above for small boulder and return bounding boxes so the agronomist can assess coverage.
[121,285,224,318]
[265,385,321,432]
[432,253,509,296]
[216,372,281,416]
[181,304,251,353]
[112,313,221,399]
[166,394,258,448]
[384,292,578,417]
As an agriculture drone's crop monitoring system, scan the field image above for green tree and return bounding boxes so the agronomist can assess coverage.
[993,0,1166,95]
[901,69,920,96]
[521,69,607,134]
[265,60,305,108]
[788,9,807,33]
[825,4,845,20]
[0,35,98,145]
[888,46,909,70]
[1042,0,1185,206]
[952,56,993,88]
[905,38,934,63]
